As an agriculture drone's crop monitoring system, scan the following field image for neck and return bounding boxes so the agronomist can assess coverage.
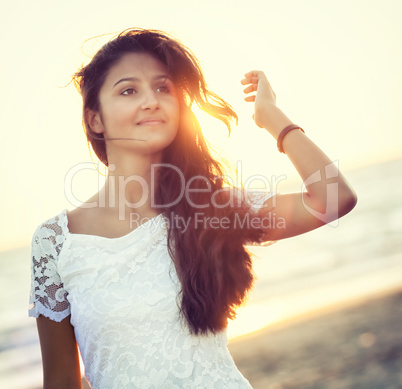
[98,151,162,220]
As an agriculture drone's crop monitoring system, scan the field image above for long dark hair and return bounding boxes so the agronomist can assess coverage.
[73,28,269,334]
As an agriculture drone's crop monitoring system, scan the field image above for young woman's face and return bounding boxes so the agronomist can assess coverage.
[94,52,180,160]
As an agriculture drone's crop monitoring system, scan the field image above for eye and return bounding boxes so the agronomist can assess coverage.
[121,88,136,95]
[156,85,170,93]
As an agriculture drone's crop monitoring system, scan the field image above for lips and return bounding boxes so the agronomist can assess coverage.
[137,118,165,125]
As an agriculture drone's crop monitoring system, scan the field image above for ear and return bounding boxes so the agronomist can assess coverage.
[85,108,105,134]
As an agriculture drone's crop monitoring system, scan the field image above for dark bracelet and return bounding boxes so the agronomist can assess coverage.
[277,124,305,153]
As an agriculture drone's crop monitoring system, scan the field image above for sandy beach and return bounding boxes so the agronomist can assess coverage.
[228,289,402,389]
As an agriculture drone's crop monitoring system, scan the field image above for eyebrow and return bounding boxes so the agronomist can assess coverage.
[113,75,171,88]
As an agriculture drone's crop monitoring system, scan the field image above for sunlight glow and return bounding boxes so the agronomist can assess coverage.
[228,258,402,340]
[2,1,402,253]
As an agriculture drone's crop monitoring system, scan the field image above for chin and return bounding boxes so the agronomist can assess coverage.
[136,137,176,156]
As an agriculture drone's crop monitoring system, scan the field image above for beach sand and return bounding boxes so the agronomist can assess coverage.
[228,289,402,389]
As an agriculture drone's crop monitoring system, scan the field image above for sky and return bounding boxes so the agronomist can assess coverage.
[1,0,401,251]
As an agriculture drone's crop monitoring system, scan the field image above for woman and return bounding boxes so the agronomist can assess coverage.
[29,28,357,388]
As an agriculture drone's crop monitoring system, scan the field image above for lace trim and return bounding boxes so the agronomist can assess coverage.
[29,211,71,321]
[243,190,277,247]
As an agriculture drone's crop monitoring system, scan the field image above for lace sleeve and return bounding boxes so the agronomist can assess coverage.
[28,213,71,322]
[244,190,278,247]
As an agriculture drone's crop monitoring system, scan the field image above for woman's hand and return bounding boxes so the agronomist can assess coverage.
[241,70,292,138]
[241,70,276,126]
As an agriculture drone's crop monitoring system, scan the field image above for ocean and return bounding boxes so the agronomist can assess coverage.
[1,158,401,388]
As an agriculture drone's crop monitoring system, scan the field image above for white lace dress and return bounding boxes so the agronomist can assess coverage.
[29,191,274,389]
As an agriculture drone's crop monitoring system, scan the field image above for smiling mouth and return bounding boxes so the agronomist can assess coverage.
[137,119,164,125]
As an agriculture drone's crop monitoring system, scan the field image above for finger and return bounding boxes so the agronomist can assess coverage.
[241,77,259,86]
[244,95,256,102]
[243,84,257,94]
[244,70,262,78]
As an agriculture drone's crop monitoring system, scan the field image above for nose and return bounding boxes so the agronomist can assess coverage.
[141,89,159,111]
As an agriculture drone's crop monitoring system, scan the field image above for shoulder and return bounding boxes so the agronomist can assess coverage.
[33,210,68,238]
[32,210,68,258]
[66,205,105,235]
[65,206,87,235]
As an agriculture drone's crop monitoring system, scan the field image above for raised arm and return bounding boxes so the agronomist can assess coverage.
[36,315,82,389]
[241,70,357,241]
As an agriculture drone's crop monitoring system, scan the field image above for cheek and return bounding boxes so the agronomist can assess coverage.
[168,104,180,141]
[170,101,180,125]
[102,101,138,127]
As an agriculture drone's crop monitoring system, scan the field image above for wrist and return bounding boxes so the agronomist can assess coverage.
[277,124,305,153]
[259,105,293,140]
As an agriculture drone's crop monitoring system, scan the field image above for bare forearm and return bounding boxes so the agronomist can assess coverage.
[263,105,357,213]
[43,378,83,389]
[37,316,83,389]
